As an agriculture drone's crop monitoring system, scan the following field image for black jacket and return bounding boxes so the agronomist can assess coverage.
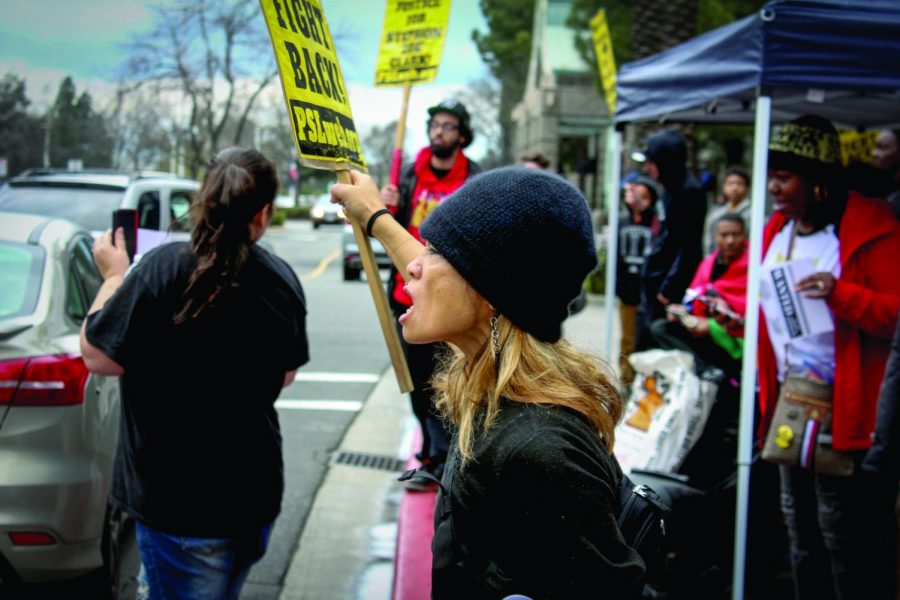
[616,205,658,305]
[641,131,707,314]
[431,400,645,599]
[862,310,900,479]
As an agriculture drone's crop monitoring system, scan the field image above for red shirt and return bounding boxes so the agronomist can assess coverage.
[392,147,471,307]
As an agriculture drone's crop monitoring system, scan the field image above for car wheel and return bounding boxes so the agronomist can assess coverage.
[343,264,360,281]
[313,222,320,229]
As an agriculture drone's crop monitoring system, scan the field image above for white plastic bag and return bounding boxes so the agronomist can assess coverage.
[614,349,717,474]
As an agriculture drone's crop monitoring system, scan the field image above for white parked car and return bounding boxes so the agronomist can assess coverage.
[0,169,199,235]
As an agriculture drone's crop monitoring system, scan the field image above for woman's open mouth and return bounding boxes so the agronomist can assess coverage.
[398,304,414,325]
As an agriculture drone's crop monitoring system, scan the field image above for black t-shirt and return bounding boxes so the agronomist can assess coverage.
[432,400,645,599]
[86,241,309,537]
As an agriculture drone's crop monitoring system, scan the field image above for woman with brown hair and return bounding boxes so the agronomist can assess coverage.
[81,147,309,598]
[333,166,644,598]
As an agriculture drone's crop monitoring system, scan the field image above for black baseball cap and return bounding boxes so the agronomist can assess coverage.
[427,98,474,148]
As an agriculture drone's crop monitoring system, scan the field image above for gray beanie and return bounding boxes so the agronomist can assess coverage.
[419,166,597,343]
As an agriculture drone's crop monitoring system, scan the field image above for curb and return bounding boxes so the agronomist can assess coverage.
[279,368,413,600]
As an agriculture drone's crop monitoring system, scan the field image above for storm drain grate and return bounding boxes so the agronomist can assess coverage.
[332,451,406,472]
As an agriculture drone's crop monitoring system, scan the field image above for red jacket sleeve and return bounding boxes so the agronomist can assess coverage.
[828,231,900,339]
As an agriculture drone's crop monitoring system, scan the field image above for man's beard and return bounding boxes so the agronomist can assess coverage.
[430,139,460,159]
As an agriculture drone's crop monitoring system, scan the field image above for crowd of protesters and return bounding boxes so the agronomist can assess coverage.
[73,96,900,600]
[615,116,900,600]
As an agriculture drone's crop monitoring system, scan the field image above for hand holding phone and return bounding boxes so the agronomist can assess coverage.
[665,304,699,329]
[111,209,138,262]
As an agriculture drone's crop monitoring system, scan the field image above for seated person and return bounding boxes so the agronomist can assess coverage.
[650,214,748,379]
[703,166,750,254]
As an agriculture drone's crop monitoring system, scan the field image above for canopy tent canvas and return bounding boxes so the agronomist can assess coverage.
[615,0,900,128]
[603,1,900,598]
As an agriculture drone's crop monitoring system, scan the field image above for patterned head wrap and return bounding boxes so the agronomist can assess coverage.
[769,115,841,185]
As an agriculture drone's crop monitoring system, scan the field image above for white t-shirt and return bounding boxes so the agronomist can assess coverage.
[762,221,841,383]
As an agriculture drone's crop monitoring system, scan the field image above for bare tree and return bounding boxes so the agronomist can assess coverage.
[120,0,278,177]
[456,75,503,170]
[360,120,404,188]
[109,82,173,171]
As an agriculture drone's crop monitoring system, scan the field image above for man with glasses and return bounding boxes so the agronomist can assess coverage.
[381,98,481,491]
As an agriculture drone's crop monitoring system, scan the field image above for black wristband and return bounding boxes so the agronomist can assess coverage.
[366,209,391,237]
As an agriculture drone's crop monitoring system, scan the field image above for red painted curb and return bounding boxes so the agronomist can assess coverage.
[391,427,436,600]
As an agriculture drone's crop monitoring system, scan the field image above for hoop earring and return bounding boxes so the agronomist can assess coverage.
[490,314,501,358]
[813,185,826,203]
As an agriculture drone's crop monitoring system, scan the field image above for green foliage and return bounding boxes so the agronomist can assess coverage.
[297,165,334,196]
[584,243,607,296]
[568,0,634,70]
[49,77,113,168]
[472,0,536,161]
[566,0,767,77]
[270,209,286,226]
[279,205,311,220]
[472,0,535,84]
[697,0,767,33]
[0,73,43,177]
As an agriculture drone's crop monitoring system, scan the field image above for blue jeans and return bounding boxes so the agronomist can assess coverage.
[135,521,274,600]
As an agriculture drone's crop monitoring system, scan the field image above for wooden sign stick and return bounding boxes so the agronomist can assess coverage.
[336,169,413,393]
[389,82,412,186]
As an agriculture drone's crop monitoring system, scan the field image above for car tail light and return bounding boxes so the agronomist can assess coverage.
[0,357,27,404]
[10,532,57,545]
[0,354,88,406]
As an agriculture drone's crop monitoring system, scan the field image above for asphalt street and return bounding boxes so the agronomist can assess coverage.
[241,219,396,600]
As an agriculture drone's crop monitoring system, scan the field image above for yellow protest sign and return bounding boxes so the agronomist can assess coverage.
[260,0,366,171]
[375,0,452,87]
[590,8,616,115]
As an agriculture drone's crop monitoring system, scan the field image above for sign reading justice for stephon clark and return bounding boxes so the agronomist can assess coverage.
[260,0,366,171]
[375,0,452,87]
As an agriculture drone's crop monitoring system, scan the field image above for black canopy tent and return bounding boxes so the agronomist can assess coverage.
[603,2,900,597]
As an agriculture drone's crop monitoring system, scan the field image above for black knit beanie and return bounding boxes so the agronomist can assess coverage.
[419,166,597,343]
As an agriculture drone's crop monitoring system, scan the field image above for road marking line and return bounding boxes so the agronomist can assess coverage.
[295,372,380,383]
[301,248,340,281]
[275,399,362,411]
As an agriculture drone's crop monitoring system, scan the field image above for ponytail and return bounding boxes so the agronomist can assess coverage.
[174,148,278,323]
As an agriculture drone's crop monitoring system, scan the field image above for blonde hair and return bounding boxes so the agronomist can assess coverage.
[432,315,623,466]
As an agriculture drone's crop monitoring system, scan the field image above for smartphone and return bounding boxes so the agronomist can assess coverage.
[666,304,699,329]
[112,208,138,262]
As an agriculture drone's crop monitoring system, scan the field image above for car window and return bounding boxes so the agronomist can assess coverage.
[169,190,194,232]
[138,191,161,230]
[65,237,103,321]
[0,185,123,231]
[0,241,45,320]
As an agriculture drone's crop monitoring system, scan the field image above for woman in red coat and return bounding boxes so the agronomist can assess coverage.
[758,114,900,600]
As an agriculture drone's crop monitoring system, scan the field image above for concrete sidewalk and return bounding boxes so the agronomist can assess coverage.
[278,293,617,599]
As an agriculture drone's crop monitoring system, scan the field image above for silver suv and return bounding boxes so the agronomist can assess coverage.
[0,169,199,235]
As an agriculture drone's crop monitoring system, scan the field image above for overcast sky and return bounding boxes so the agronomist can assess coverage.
[0,0,492,160]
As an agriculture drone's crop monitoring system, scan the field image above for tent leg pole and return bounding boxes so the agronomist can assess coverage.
[604,126,622,365]
[732,94,771,600]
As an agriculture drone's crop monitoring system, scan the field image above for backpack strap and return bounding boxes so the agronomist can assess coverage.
[399,467,444,489]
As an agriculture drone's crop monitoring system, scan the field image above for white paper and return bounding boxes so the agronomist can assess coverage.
[136,228,173,255]
[759,258,834,352]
